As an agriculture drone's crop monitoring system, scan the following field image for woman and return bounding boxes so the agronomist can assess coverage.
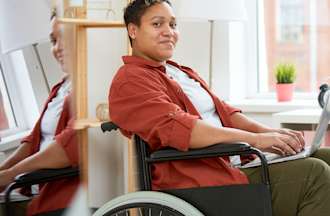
[109,1,330,216]
[0,10,79,216]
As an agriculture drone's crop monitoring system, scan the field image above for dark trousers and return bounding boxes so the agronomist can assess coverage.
[0,200,65,216]
[0,200,28,216]
[242,148,330,216]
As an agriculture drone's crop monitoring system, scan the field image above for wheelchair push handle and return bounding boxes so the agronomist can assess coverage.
[318,84,329,109]
[101,121,119,133]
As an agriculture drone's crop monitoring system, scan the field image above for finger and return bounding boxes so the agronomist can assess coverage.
[275,139,296,155]
[291,130,306,148]
[286,131,303,151]
[281,134,301,153]
[270,146,286,156]
[278,129,303,150]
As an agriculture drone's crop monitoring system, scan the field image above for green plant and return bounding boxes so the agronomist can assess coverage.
[275,63,296,84]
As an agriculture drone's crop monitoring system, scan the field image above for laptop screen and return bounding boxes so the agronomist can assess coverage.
[310,93,330,153]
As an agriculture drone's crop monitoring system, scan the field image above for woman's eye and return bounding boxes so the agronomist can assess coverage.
[50,38,56,45]
[170,22,177,29]
[153,22,161,28]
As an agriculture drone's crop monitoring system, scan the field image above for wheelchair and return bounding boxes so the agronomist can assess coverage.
[93,122,272,216]
[3,83,329,216]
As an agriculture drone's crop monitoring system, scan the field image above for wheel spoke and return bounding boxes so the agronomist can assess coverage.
[100,199,196,216]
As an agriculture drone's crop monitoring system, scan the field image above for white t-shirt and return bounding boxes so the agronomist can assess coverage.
[39,79,71,152]
[166,64,223,127]
[166,64,240,164]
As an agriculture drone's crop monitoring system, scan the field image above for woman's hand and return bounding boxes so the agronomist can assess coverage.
[0,169,16,192]
[274,128,305,149]
[254,131,304,156]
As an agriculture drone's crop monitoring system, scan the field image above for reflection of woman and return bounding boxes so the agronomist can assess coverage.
[0,10,79,216]
[109,1,330,216]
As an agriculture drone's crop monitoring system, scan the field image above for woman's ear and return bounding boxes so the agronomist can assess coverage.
[127,23,137,40]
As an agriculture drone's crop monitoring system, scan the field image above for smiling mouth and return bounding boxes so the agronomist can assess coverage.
[160,41,175,47]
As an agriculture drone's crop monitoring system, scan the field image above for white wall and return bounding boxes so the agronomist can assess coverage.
[86,0,128,207]
[87,27,128,207]
[173,21,210,82]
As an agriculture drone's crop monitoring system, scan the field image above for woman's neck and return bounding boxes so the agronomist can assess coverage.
[132,50,166,65]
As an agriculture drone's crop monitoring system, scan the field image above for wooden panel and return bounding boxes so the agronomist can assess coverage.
[74,119,103,130]
[128,140,139,192]
[59,18,125,28]
[61,0,134,198]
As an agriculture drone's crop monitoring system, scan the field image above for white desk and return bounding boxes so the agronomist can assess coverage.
[272,109,328,130]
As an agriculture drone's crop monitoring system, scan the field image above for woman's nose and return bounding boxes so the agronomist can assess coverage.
[56,41,64,53]
[162,24,174,36]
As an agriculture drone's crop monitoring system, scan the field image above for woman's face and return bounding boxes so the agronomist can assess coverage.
[128,2,179,63]
[50,18,66,72]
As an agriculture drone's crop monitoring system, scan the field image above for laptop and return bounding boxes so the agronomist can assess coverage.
[238,93,330,169]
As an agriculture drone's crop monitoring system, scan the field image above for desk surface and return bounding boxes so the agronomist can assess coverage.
[273,109,323,124]
[272,109,329,131]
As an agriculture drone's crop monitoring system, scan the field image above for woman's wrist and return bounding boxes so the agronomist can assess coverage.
[243,131,259,148]
[258,126,278,133]
[2,168,16,183]
[0,162,11,171]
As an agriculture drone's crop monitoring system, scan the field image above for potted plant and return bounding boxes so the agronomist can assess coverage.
[275,63,296,102]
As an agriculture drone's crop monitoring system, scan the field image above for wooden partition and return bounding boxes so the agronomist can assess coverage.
[59,0,136,194]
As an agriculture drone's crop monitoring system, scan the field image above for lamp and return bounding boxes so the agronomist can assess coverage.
[0,0,51,54]
[173,0,247,88]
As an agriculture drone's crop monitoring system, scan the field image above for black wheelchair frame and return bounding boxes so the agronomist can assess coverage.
[101,122,273,216]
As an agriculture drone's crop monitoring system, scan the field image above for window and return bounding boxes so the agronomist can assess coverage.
[0,48,42,142]
[0,64,16,133]
[277,0,304,43]
[256,0,330,96]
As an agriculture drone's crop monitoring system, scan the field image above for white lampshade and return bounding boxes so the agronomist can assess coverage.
[173,0,247,21]
[0,0,51,54]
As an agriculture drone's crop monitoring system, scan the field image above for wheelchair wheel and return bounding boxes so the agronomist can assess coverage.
[93,191,204,216]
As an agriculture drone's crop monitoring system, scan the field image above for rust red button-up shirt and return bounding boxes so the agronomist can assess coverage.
[21,77,79,216]
[109,56,248,190]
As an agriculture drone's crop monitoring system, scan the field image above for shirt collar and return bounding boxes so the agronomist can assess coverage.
[122,55,182,70]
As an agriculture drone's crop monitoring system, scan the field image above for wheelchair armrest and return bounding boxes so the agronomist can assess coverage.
[5,167,79,195]
[148,143,270,187]
[149,142,251,162]
[14,167,79,186]
[4,167,79,216]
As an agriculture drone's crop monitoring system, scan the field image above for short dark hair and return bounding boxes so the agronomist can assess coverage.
[123,0,172,45]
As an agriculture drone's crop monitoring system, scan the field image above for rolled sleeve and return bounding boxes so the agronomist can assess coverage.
[54,119,78,166]
[21,121,41,145]
[109,70,199,152]
[222,101,241,116]
[167,110,198,151]
[20,123,40,155]
[21,134,34,144]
